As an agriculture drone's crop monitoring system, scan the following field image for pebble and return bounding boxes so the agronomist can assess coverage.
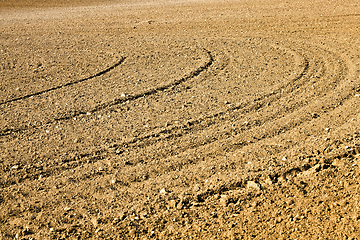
[220,195,230,207]
[91,218,98,227]
[168,200,177,209]
[247,181,260,191]
[160,188,167,194]
[264,177,273,185]
[177,202,184,210]
[332,159,343,167]
[128,229,136,236]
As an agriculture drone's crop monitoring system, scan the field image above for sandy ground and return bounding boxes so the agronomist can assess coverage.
[1,0,360,239]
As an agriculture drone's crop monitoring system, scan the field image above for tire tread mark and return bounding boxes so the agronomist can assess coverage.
[195,143,360,205]
[1,43,351,189]
[0,49,213,137]
[0,57,126,106]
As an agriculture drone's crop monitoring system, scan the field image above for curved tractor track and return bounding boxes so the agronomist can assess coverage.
[1,1,360,239]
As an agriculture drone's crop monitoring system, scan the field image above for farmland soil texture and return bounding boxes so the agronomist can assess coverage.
[1,0,360,239]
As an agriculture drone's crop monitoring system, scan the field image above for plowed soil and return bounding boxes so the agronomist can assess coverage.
[1,0,360,239]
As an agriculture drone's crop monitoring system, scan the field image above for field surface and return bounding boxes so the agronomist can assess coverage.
[1,0,360,239]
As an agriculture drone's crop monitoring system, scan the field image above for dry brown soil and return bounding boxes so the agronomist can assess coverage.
[1,0,360,239]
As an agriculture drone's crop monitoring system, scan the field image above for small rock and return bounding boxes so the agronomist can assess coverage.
[332,159,343,167]
[193,185,200,192]
[176,202,184,210]
[247,181,260,191]
[278,173,287,182]
[129,229,136,236]
[286,199,295,205]
[275,217,282,223]
[264,177,273,186]
[220,195,230,207]
[115,149,123,154]
[64,207,71,211]
[91,218,98,227]
[352,214,360,221]
[160,188,167,195]
[314,164,321,172]
[168,200,177,209]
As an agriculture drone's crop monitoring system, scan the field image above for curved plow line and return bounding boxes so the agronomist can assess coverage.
[0,48,213,137]
[0,57,126,106]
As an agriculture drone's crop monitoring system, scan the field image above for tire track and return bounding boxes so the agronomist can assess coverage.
[0,40,332,188]
[155,39,360,207]
[1,38,357,195]
[0,47,214,188]
[1,38,354,191]
[0,57,126,106]
[0,48,213,137]
[88,39,356,190]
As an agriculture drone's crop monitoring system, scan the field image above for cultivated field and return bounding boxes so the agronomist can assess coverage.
[1,0,360,239]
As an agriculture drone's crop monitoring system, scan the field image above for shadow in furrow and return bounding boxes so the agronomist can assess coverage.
[0,57,126,106]
[0,49,213,137]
